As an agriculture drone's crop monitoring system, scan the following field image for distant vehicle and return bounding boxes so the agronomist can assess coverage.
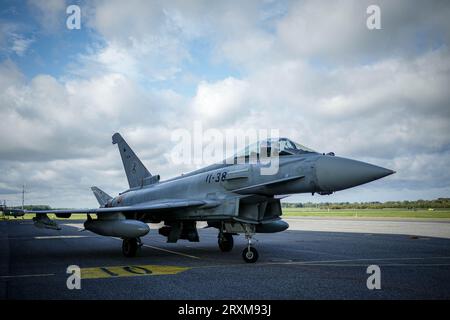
[11,133,394,262]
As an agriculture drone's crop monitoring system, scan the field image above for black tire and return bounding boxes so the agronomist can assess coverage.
[242,247,258,263]
[122,238,138,257]
[218,233,234,252]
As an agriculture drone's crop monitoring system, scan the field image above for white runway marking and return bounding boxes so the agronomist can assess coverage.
[279,263,450,267]
[34,235,92,240]
[3,256,447,283]
[0,273,55,280]
[111,237,200,260]
[142,244,201,260]
[56,223,202,259]
[188,256,450,270]
[2,235,95,240]
[283,255,450,266]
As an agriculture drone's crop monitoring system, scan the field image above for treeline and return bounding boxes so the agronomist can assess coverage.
[3,199,450,211]
[282,198,450,209]
[7,205,52,211]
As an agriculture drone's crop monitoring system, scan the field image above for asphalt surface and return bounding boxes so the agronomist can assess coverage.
[284,217,450,239]
[1,218,450,299]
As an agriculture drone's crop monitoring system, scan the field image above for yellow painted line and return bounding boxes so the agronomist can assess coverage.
[81,264,190,279]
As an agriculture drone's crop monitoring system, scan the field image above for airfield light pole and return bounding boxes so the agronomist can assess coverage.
[22,184,25,210]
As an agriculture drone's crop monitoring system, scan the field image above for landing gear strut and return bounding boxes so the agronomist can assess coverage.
[122,237,142,257]
[242,232,258,263]
[218,233,234,252]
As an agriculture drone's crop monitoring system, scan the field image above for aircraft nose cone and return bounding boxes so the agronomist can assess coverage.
[315,156,394,192]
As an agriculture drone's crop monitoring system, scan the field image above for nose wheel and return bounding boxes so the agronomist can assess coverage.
[242,232,258,263]
[242,247,258,263]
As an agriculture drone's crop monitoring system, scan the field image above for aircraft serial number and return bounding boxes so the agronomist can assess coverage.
[205,171,227,183]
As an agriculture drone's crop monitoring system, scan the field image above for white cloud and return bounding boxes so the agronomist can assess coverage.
[79,0,195,82]
[187,47,450,189]
[27,0,67,33]
[0,22,34,57]
[0,58,192,206]
[192,77,249,121]
[271,0,449,65]
[11,36,34,56]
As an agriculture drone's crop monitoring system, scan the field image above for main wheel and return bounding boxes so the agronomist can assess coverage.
[218,233,234,252]
[122,238,138,257]
[242,247,259,263]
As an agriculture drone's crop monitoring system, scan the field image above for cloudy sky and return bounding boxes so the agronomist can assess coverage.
[0,0,449,208]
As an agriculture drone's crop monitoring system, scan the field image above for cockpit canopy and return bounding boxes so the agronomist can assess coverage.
[233,137,317,161]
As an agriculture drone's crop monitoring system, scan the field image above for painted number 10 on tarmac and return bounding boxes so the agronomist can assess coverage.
[79,264,190,280]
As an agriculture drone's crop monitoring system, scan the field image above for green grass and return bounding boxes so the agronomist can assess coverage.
[1,213,89,220]
[282,208,450,218]
[3,209,450,220]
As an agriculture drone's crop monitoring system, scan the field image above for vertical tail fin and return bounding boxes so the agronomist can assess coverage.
[112,133,152,188]
[91,186,113,207]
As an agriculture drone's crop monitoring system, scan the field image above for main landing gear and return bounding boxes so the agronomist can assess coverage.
[218,233,234,252]
[122,237,143,257]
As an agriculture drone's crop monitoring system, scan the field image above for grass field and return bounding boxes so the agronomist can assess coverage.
[0,213,88,220]
[282,208,450,218]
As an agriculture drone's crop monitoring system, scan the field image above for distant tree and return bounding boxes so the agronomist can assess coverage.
[282,199,450,209]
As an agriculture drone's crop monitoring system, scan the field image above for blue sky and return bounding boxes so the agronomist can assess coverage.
[1,0,449,207]
[1,0,88,78]
[0,0,243,94]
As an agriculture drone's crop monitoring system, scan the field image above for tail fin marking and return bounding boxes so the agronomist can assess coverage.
[112,133,152,188]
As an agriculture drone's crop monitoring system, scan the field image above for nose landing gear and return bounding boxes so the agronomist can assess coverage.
[242,232,258,263]
[242,247,258,263]
[217,222,259,263]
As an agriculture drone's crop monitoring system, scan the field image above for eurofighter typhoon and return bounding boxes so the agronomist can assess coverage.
[8,133,394,263]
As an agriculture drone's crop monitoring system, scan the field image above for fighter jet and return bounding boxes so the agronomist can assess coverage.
[12,133,394,263]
